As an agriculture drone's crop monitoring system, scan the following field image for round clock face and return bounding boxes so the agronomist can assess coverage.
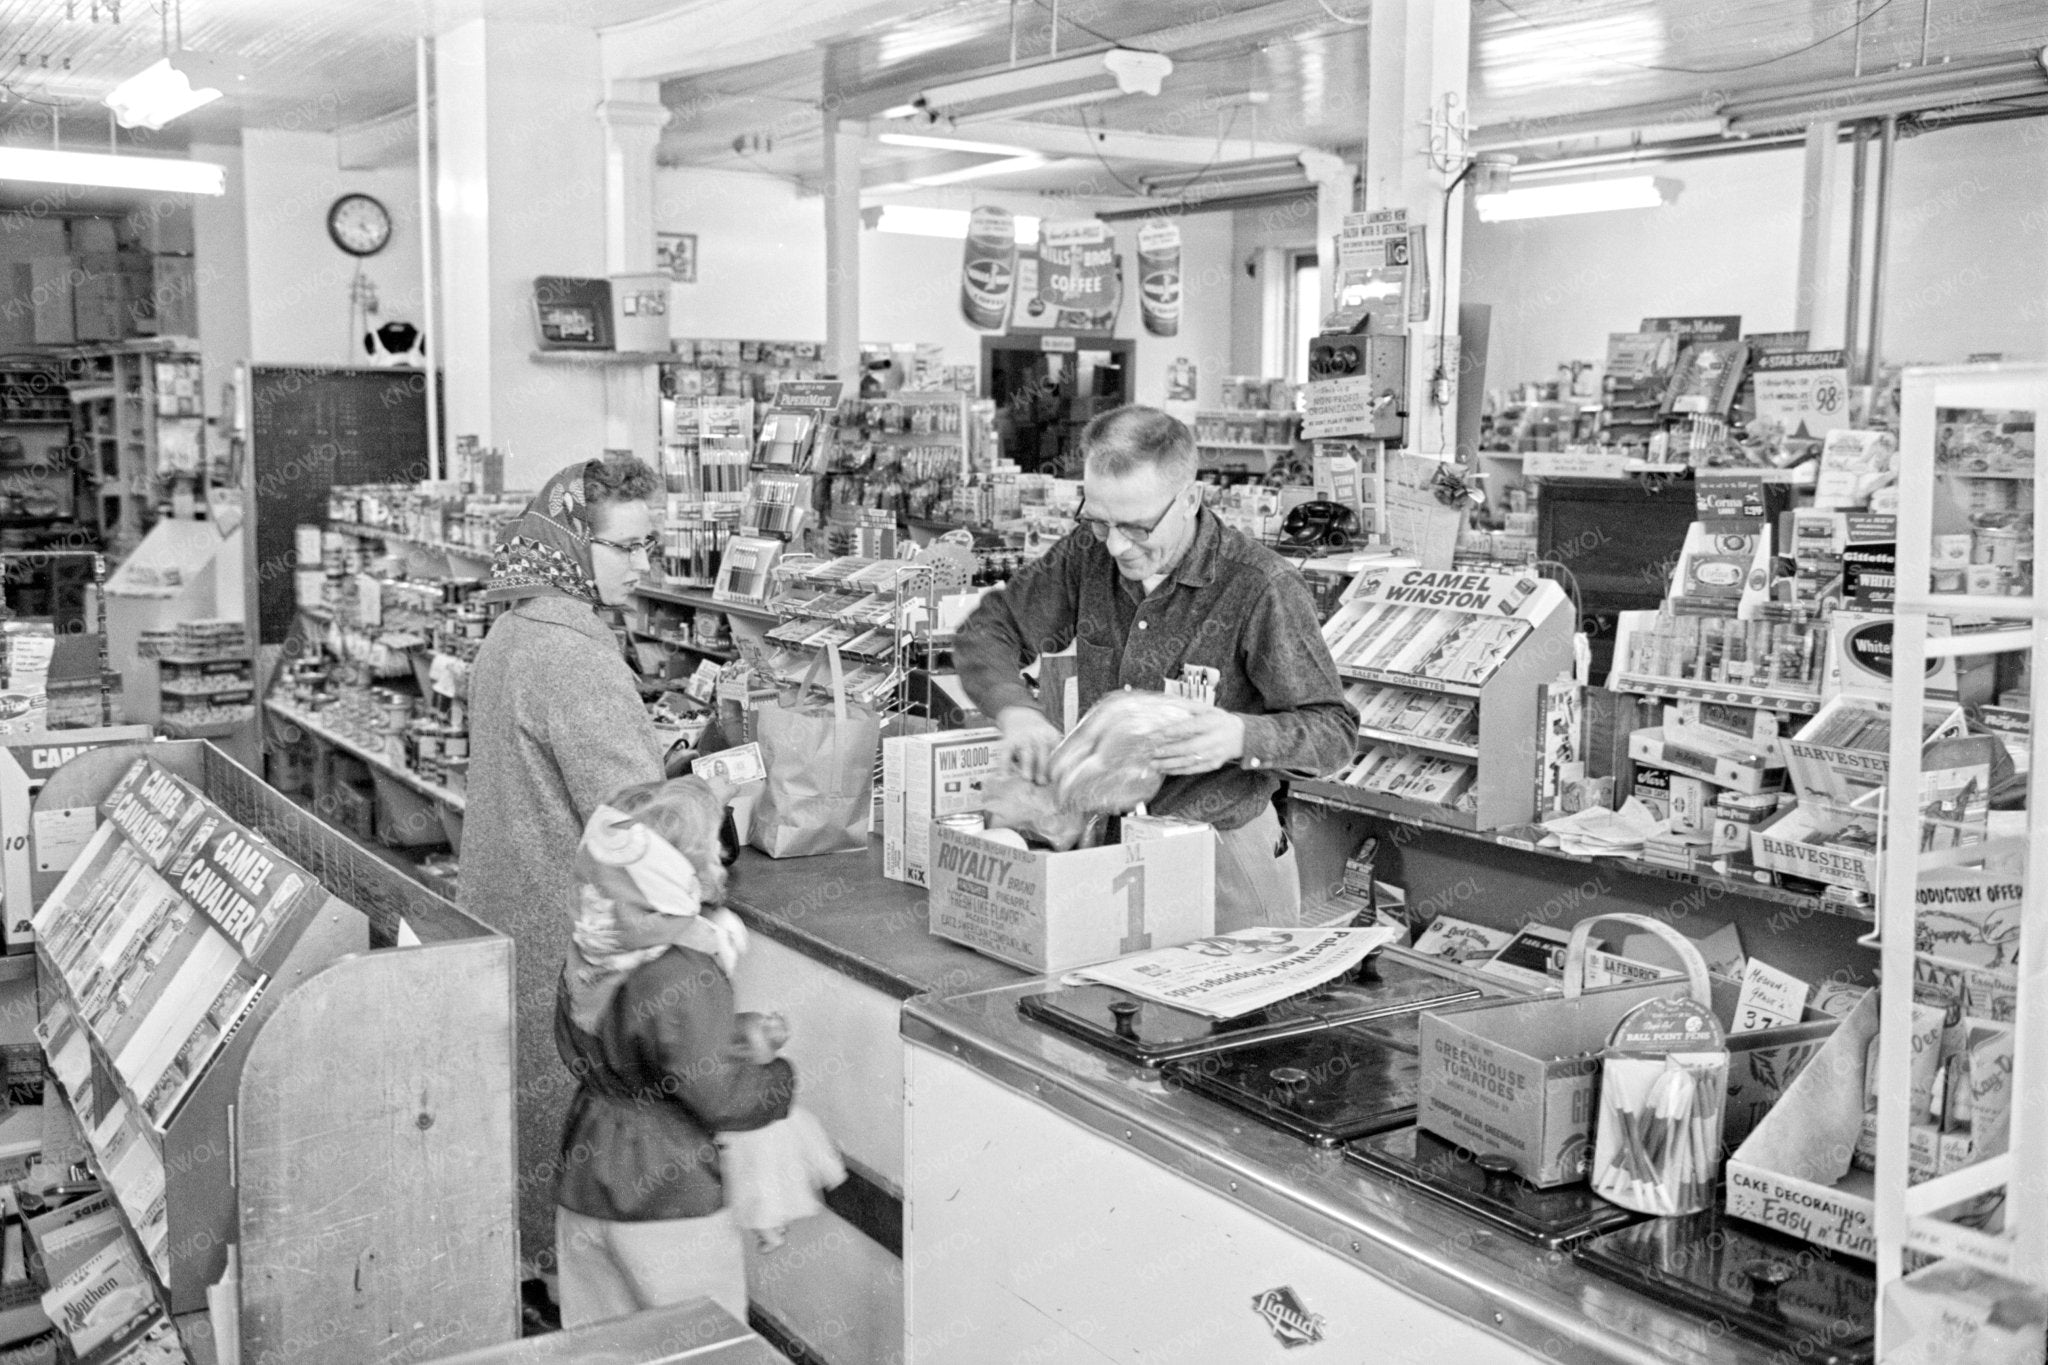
[328,193,392,257]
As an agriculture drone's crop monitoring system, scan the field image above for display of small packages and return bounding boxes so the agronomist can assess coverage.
[1419,914,1835,1187]
[1592,993,1728,1216]
[1321,567,1575,829]
[881,728,1002,887]
[27,1185,185,1364]
[1725,990,2004,1262]
[1751,727,1999,895]
[0,725,152,954]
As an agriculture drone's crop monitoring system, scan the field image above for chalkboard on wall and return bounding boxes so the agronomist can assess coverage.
[247,366,441,645]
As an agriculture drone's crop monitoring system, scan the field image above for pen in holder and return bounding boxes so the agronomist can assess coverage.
[1593,994,1729,1216]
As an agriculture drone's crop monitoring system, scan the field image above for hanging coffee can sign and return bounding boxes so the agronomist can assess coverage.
[1037,218,1116,312]
[1137,219,1182,336]
[960,206,1018,330]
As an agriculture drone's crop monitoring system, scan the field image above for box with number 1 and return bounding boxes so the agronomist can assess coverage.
[925,822,1215,973]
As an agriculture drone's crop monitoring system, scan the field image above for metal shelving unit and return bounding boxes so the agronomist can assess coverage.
[1871,363,2048,1328]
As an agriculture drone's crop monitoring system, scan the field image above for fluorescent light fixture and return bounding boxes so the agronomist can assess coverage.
[877,132,1037,157]
[1474,175,1674,222]
[0,146,226,195]
[1138,155,1309,199]
[871,205,1040,245]
[905,47,1171,124]
[103,55,226,131]
[901,154,1049,188]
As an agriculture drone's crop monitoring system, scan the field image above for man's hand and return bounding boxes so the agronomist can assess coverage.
[1151,708,1247,776]
[996,706,1063,785]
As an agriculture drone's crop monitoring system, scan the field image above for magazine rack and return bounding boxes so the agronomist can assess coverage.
[30,739,515,1359]
[1305,565,1576,829]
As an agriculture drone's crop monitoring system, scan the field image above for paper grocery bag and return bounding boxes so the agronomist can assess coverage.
[749,646,880,858]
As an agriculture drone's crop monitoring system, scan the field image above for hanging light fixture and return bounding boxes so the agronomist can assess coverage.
[0,146,225,194]
[102,55,225,130]
[1473,174,1677,222]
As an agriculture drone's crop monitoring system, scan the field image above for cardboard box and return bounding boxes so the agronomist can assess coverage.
[881,728,1000,887]
[1726,991,1880,1258]
[1628,725,1781,794]
[926,822,1215,974]
[1782,696,1966,804]
[0,726,152,953]
[26,257,75,345]
[1420,971,1836,1186]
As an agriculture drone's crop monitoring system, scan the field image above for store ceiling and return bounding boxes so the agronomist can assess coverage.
[658,0,2048,201]
[0,0,679,145]
[0,0,2041,192]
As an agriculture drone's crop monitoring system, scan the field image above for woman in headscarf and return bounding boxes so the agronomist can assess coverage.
[459,455,667,1306]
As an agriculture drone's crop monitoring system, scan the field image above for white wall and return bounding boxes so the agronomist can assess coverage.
[239,128,424,368]
[1460,117,2048,388]
[656,168,825,341]
[654,167,1237,405]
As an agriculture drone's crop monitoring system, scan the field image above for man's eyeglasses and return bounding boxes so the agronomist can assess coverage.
[590,532,662,558]
[1076,490,1184,544]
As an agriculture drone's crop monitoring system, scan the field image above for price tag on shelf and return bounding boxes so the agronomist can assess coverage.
[1732,959,1809,1032]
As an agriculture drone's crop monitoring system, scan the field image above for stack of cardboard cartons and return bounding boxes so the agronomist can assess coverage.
[881,728,1001,887]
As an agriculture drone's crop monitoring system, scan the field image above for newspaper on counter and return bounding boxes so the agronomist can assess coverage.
[1063,926,1404,1020]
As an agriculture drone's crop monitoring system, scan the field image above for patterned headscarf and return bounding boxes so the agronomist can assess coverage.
[482,460,601,605]
[564,804,748,1033]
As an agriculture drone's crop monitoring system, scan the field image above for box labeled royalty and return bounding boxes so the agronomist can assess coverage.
[882,728,1001,887]
[926,823,1215,974]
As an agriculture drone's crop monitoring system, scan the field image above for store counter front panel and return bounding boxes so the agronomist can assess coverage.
[906,978,1861,1365]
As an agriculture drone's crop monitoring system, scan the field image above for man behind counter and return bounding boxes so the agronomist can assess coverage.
[954,404,1358,930]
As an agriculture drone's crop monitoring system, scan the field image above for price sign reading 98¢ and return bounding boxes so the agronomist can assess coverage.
[1752,349,1852,443]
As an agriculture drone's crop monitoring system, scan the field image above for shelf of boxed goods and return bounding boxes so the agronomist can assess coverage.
[625,626,739,663]
[1604,671,1825,717]
[633,579,779,623]
[1863,362,2048,1331]
[263,696,465,812]
[330,520,496,577]
[1290,776,1843,919]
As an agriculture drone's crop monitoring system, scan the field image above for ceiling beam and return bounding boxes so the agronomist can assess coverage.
[599,0,940,83]
[899,118,1316,167]
[826,0,1349,119]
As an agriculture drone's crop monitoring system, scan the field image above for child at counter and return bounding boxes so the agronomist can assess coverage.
[552,776,793,1327]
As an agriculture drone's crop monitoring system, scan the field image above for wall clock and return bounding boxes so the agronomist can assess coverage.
[328,193,392,257]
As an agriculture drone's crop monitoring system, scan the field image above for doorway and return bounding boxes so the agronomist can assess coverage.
[982,336,1134,476]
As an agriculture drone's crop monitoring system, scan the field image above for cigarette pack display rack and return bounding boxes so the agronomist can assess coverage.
[1303,565,1575,829]
[25,739,514,1358]
[1863,363,2048,1335]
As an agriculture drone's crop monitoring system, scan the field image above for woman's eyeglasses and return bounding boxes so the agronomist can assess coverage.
[1076,490,1183,544]
[590,532,662,558]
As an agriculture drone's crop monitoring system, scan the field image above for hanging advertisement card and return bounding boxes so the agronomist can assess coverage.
[1329,208,1408,335]
[1136,219,1182,336]
[959,206,1017,330]
[1037,219,1117,312]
